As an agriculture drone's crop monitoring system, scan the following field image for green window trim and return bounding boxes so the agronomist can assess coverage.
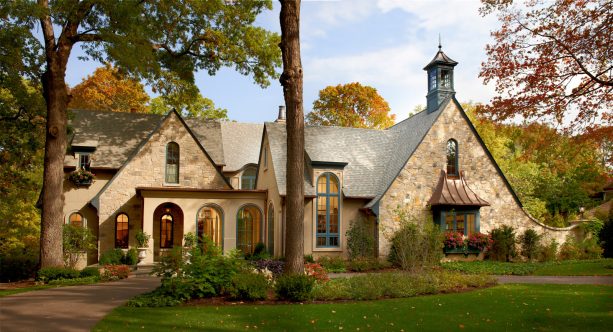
[165,142,180,184]
[438,209,480,236]
[236,204,263,255]
[196,204,224,249]
[316,173,340,248]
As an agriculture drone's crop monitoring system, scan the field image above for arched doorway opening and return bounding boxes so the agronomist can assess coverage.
[153,202,184,261]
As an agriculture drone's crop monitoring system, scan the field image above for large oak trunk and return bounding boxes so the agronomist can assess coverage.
[279,0,304,275]
[39,69,69,268]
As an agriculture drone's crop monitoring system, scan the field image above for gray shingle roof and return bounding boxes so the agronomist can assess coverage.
[220,122,264,172]
[265,99,446,203]
[65,109,260,171]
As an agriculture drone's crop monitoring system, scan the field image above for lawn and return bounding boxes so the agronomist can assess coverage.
[94,284,612,331]
[0,285,53,297]
[442,259,613,276]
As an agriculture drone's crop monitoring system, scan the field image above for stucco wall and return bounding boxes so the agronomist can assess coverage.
[378,101,578,256]
[98,112,230,256]
[256,134,284,257]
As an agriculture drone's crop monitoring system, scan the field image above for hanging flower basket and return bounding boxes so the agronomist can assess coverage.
[69,169,95,186]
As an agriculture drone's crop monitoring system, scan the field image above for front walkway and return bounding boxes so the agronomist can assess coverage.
[0,275,160,332]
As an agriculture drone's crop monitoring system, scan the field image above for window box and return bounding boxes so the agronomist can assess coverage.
[444,246,481,257]
[69,169,95,187]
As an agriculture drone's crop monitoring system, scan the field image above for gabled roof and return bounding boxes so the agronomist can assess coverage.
[65,109,260,171]
[220,122,264,172]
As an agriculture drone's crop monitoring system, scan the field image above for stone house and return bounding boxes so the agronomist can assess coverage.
[63,48,578,266]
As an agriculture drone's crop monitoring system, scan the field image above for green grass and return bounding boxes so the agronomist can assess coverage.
[0,285,53,297]
[95,284,612,331]
[0,277,100,297]
[442,259,613,276]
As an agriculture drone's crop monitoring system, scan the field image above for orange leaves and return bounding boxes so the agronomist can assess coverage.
[68,64,150,113]
[306,82,395,129]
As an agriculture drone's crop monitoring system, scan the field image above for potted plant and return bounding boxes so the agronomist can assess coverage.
[68,168,95,186]
[135,231,151,263]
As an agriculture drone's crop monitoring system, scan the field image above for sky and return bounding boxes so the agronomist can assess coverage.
[63,0,501,124]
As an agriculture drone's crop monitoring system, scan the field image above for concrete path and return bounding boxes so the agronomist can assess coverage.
[0,275,160,332]
[495,275,613,285]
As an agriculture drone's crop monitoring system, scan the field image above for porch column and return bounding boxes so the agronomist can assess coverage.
[141,198,155,264]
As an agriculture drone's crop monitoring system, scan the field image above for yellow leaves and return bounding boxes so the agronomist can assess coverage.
[68,64,150,114]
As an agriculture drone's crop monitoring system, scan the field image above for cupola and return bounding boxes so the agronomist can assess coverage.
[423,41,458,113]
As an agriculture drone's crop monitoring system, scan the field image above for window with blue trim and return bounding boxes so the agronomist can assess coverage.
[237,205,262,255]
[446,139,458,176]
[197,206,222,247]
[316,173,340,248]
[441,210,479,236]
[166,142,179,183]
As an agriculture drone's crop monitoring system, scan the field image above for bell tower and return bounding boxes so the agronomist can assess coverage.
[424,41,458,113]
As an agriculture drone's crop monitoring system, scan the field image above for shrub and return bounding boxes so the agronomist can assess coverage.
[101,264,130,281]
[467,232,493,251]
[317,256,346,273]
[443,231,465,249]
[275,274,315,302]
[123,248,139,266]
[579,237,603,259]
[251,259,285,277]
[559,237,582,260]
[227,272,270,301]
[99,249,125,266]
[304,263,329,283]
[127,291,183,307]
[559,235,603,260]
[304,254,314,263]
[346,216,375,260]
[80,266,100,278]
[488,226,517,262]
[135,231,151,248]
[37,267,80,283]
[63,223,96,269]
[0,252,39,282]
[388,212,442,271]
[347,258,391,272]
[48,276,99,286]
[538,239,559,262]
[519,229,541,261]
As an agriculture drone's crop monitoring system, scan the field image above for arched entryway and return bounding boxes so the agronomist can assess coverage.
[152,202,184,261]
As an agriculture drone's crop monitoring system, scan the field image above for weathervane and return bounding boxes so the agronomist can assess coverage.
[438,33,442,50]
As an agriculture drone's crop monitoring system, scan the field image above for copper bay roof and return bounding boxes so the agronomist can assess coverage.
[428,170,490,207]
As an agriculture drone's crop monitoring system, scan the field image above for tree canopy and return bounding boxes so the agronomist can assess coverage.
[479,0,612,130]
[306,82,395,129]
[3,0,281,267]
[69,65,150,113]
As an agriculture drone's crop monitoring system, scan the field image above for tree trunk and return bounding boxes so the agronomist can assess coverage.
[40,68,69,268]
[279,0,304,275]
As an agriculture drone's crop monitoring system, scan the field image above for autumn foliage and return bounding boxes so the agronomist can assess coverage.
[306,82,395,129]
[69,65,150,113]
[479,0,612,130]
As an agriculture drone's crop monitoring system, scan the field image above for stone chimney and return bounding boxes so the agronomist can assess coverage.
[275,105,286,123]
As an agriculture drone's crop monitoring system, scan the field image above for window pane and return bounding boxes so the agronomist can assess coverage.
[317,176,326,193]
[237,206,261,255]
[466,214,476,235]
[456,214,465,235]
[329,176,339,193]
[198,207,222,246]
[329,196,339,234]
[69,213,83,227]
[79,154,91,171]
[445,214,454,231]
[115,214,129,248]
[447,140,458,176]
[241,167,256,189]
[317,237,326,247]
[166,143,179,183]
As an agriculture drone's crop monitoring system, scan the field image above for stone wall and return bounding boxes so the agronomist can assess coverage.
[378,101,579,256]
[98,112,229,255]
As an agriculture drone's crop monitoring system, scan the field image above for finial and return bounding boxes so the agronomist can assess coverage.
[438,34,442,50]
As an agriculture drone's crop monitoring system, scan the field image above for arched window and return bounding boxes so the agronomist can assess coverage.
[115,213,129,248]
[160,214,174,248]
[241,166,257,189]
[316,173,340,248]
[166,142,180,183]
[446,139,458,176]
[68,212,84,227]
[267,203,274,255]
[236,205,262,255]
[197,206,223,247]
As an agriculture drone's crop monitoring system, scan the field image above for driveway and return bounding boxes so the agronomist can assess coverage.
[0,275,160,332]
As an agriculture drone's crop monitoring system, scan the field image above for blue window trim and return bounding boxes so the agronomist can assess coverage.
[165,142,180,184]
[236,204,263,254]
[195,204,224,250]
[446,139,459,176]
[438,209,480,235]
[316,173,340,248]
